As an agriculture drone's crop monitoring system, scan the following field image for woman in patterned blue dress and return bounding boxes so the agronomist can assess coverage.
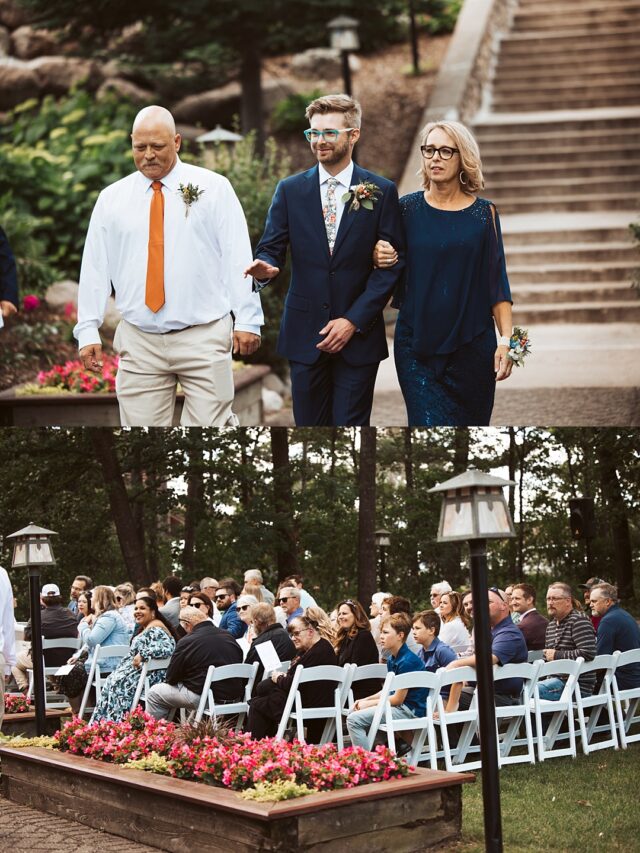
[90,596,178,723]
[377,121,514,426]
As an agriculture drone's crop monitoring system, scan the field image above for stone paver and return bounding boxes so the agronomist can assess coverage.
[0,792,157,852]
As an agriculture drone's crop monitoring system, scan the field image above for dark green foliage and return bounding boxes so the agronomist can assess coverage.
[271,91,325,135]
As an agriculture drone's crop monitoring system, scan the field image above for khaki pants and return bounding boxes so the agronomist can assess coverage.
[114,316,240,427]
[11,648,32,692]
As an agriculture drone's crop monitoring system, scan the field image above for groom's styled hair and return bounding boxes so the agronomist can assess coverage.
[305,94,362,129]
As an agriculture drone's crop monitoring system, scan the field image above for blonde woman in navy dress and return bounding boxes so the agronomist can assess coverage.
[376,121,513,425]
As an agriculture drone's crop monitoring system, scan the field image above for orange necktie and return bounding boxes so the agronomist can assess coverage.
[145,180,165,312]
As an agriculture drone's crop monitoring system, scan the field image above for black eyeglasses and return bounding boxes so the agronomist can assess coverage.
[215,593,229,600]
[238,604,252,611]
[489,587,505,602]
[190,601,207,608]
[278,597,291,604]
[420,145,459,160]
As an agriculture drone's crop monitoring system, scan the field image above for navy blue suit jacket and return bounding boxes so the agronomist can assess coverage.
[0,227,18,307]
[255,163,405,366]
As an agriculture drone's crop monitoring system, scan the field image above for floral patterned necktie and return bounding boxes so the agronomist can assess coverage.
[323,177,338,254]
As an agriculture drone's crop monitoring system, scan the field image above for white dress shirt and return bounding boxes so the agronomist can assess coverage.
[74,158,263,350]
[0,566,17,673]
[318,161,354,237]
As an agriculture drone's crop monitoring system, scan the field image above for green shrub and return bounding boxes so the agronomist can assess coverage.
[271,90,323,135]
[424,0,462,35]
[0,199,58,296]
[241,780,316,802]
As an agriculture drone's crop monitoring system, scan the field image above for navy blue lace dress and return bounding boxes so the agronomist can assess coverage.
[393,193,512,426]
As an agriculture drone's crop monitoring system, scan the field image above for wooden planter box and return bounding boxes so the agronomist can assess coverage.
[0,746,473,852]
[0,364,270,427]
[1,709,69,737]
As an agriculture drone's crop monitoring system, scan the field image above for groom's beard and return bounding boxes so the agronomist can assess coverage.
[313,138,350,167]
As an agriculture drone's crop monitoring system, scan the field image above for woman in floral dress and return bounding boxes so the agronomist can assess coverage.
[90,596,178,723]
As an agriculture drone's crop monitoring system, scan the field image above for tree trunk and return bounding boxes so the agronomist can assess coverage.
[240,45,264,155]
[270,427,298,581]
[595,432,635,599]
[183,446,204,577]
[357,427,377,604]
[90,429,151,587]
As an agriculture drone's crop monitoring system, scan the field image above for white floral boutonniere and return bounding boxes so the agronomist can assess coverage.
[178,182,205,218]
[341,181,381,213]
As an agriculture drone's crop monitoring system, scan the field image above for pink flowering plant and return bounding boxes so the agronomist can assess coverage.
[55,709,413,793]
[35,355,119,394]
[4,694,32,714]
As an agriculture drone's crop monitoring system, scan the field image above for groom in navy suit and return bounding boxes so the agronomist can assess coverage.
[245,94,404,426]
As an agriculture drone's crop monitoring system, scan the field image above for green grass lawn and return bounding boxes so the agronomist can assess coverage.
[453,743,640,851]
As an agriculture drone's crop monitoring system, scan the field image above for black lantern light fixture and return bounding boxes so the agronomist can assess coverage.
[327,15,360,96]
[374,528,391,589]
[7,523,58,735]
[429,469,515,853]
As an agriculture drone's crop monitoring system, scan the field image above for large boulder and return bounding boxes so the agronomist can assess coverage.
[0,0,30,30]
[29,55,102,94]
[45,280,78,312]
[97,77,154,104]
[290,47,343,80]
[172,77,293,127]
[0,57,39,109]
[10,24,58,59]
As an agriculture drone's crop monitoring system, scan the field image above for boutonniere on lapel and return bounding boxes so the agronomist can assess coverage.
[342,181,381,213]
[178,183,205,218]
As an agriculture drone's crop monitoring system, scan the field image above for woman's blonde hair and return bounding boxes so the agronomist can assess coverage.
[419,120,484,193]
[305,606,336,645]
[92,585,117,614]
[114,582,135,606]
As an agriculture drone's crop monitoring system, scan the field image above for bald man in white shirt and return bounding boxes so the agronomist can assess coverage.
[74,105,263,427]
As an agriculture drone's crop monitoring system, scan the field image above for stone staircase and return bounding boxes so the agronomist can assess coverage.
[473,0,640,323]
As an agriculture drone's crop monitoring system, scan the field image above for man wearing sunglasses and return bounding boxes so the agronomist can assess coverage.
[277,587,303,624]
[214,579,245,639]
[244,93,404,426]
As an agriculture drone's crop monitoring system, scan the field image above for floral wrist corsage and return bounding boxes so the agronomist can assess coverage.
[505,326,531,367]
[341,181,381,213]
[178,183,205,217]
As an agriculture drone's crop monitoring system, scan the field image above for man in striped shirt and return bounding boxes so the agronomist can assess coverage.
[539,582,596,700]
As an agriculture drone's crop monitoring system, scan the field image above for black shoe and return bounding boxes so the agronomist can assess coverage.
[395,741,412,758]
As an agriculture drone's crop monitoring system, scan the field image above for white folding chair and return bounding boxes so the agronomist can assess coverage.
[27,637,80,710]
[612,649,640,749]
[275,663,355,749]
[346,662,387,709]
[494,660,541,767]
[366,670,441,769]
[573,654,619,754]
[435,665,481,772]
[527,650,544,663]
[78,644,130,719]
[129,657,172,712]
[533,658,583,761]
[193,662,259,727]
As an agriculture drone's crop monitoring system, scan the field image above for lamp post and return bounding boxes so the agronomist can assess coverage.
[328,16,360,96]
[374,528,391,590]
[429,469,515,853]
[7,523,58,735]
[196,124,243,170]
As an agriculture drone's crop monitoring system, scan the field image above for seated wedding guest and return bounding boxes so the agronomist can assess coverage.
[438,591,472,653]
[216,579,246,638]
[306,605,336,646]
[137,586,157,601]
[159,575,182,629]
[67,575,93,618]
[369,591,389,651]
[429,581,452,614]
[188,591,215,620]
[180,585,196,608]
[245,603,296,686]
[114,583,136,634]
[511,582,548,651]
[12,583,77,693]
[150,582,165,605]
[381,596,421,658]
[590,583,640,688]
[578,576,607,632]
[237,594,259,644]
[63,585,130,713]
[247,615,337,741]
[242,582,264,603]
[244,569,274,605]
[540,582,596,700]
[445,587,527,711]
[146,606,243,720]
[335,599,380,699]
[282,575,317,609]
[90,596,178,723]
[277,586,304,624]
[412,610,457,672]
[346,613,427,751]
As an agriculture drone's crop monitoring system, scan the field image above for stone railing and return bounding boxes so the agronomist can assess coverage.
[399,0,515,195]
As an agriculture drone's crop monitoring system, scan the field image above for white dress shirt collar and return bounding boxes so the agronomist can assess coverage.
[139,157,183,192]
[318,161,354,191]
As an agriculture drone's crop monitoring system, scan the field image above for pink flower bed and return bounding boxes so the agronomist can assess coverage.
[4,694,32,714]
[56,709,413,792]
[37,355,118,393]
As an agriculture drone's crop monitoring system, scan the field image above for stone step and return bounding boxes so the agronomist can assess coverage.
[513,0,640,20]
[512,300,640,323]
[495,193,640,213]
[508,261,636,284]
[517,0,640,7]
[497,42,640,69]
[491,80,640,101]
[512,14,640,35]
[473,118,640,140]
[492,93,640,112]
[484,161,640,180]
[487,176,640,198]
[499,26,640,53]
[493,66,639,91]
[510,282,638,304]
[502,228,633,247]
[506,242,637,265]
[482,146,639,165]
